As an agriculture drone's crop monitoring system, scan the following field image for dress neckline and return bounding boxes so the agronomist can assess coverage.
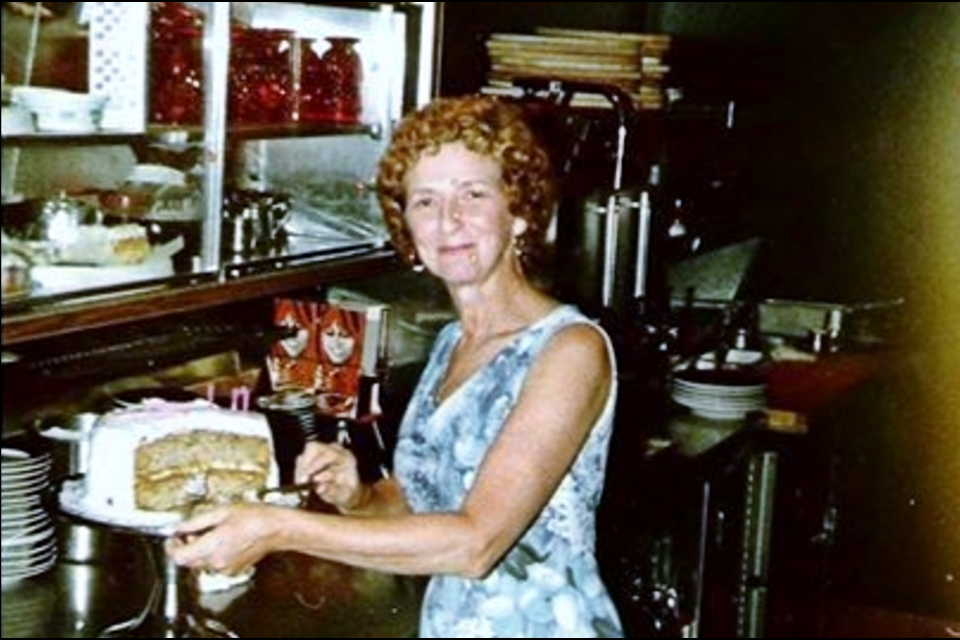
[431,304,571,408]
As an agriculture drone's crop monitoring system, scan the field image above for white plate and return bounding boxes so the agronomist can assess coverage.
[58,478,181,536]
[1,449,50,469]
[1,447,30,462]
[32,257,174,295]
[1,471,50,490]
[690,406,755,421]
[0,523,55,549]
[672,380,767,394]
[1,550,57,585]
[1,509,49,533]
[0,496,44,512]
[1,505,51,526]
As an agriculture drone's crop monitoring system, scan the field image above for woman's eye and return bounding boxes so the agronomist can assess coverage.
[409,195,436,212]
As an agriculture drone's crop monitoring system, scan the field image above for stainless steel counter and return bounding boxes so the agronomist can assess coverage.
[2,520,424,638]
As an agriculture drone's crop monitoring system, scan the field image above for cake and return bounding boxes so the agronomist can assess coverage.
[57,223,152,266]
[69,399,278,528]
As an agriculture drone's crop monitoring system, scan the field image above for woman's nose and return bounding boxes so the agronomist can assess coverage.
[440,197,463,228]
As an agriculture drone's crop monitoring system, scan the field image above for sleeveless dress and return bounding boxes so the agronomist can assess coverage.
[392,304,624,638]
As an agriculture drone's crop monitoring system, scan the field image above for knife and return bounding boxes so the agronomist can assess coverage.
[257,480,315,500]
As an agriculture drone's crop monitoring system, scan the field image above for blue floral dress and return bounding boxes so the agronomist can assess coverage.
[392,305,624,638]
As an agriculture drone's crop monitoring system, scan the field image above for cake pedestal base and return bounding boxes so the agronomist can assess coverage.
[100,536,235,638]
[57,506,236,638]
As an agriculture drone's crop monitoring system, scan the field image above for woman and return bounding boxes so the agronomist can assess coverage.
[265,298,318,391]
[315,304,364,416]
[166,95,624,638]
[318,306,361,367]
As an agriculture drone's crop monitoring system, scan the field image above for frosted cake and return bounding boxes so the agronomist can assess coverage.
[61,399,278,530]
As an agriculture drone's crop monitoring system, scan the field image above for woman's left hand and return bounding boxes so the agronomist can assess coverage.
[165,502,282,576]
[295,441,365,512]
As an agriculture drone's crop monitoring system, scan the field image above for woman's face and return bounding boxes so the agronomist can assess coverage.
[321,319,356,365]
[278,311,309,357]
[403,142,523,287]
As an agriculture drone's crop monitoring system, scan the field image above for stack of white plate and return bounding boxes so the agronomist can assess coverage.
[670,368,767,421]
[2,446,57,585]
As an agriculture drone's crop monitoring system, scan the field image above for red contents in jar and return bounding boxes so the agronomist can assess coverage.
[299,36,363,125]
[149,3,204,126]
[229,28,297,125]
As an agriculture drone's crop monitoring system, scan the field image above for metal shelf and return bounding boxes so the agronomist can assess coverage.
[1,249,402,346]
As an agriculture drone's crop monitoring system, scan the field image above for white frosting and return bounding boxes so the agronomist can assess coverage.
[196,567,255,595]
[79,400,278,525]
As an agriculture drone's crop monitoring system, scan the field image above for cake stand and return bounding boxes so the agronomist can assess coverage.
[58,480,238,638]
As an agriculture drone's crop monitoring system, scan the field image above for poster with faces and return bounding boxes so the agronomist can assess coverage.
[267,296,386,418]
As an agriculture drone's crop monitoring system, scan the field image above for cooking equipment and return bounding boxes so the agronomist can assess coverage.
[518,79,659,318]
[29,192,100,246]
[223,189,292,258]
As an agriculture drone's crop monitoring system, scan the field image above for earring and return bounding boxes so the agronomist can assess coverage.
[409,251,425,273]
[513,233,524,258]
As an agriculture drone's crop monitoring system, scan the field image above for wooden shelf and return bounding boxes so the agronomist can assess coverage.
[1,249,402,346]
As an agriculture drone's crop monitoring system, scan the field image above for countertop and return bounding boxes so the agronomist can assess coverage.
[2,519,425,638]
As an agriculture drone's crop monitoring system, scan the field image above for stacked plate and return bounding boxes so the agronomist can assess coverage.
[670,368,767,421]
[2,446,57,585]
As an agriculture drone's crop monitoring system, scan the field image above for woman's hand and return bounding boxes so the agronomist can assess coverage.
[295,441,367,512]
[164,502,283,576]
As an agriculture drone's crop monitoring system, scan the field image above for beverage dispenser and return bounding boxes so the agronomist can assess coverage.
[523,80,667,323]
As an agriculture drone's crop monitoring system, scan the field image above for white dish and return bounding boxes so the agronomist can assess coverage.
[11,86,108,133]
[689,406,756,421]
[1,463,50,481]
[1,447,31,462]
[125,163,187,186]
[1,509,48,533]
[0,525,55,550]
[0,105,34,135]
[0,492,44,507]
[1,470,50,488]
[32,256,174,295]
[0,550,57,585]
[58,478,181,536]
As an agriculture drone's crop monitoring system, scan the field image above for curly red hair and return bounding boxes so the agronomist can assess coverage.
[375,94,558,274]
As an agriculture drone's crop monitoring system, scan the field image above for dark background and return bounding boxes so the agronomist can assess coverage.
[438,0,960,629]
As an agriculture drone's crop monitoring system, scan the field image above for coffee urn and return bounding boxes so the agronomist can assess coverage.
[543,82,667,324]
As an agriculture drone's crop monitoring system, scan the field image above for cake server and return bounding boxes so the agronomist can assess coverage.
[257,480,315,499]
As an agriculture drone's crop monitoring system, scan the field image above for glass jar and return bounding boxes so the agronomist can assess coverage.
[318,36,363,124]
[295,38,328,124]
[149,2,204,126]
[229,28,296,125]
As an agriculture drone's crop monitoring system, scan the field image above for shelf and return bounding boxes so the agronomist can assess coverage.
[1,130,144,146]
[1,249,402,347]
[1,1,434,348]
[226,121,383,141]
[140,121,382,146]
